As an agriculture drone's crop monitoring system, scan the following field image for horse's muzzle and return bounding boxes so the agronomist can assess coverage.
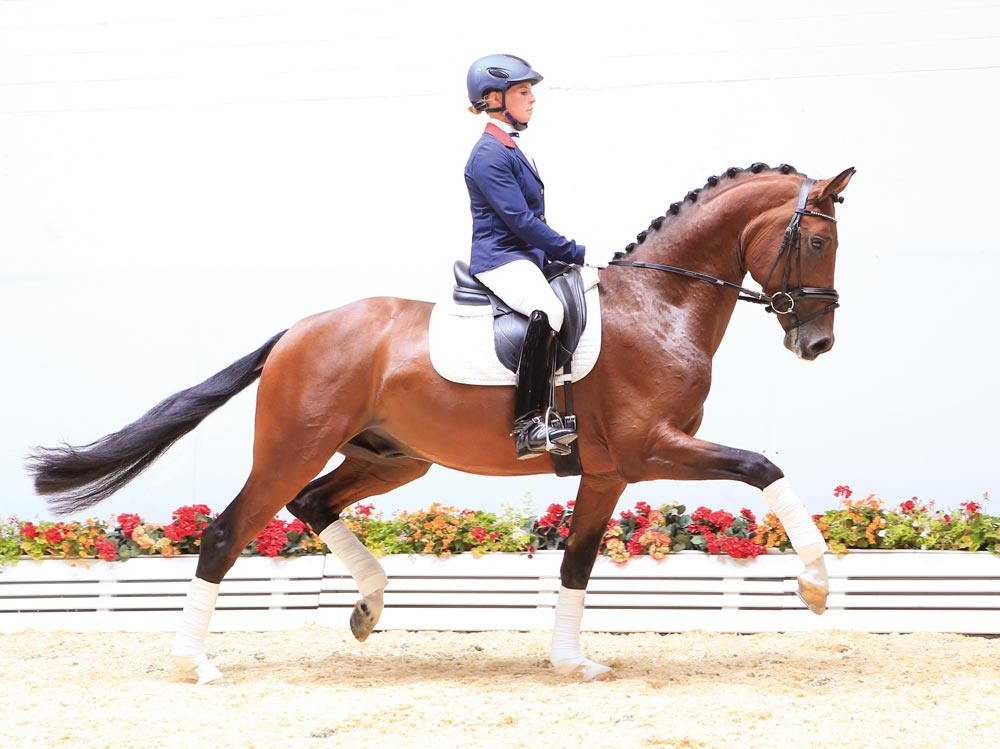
[784,327,835,361]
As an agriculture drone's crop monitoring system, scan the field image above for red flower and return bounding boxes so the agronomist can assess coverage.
[557,525,570,538]
[620,510,634,520]
[44,527,64,545]
[900,499,916,514]
[254,519,288,558]
[117,513,141,539]
[634,501,651,515]
[538,503,566,529]
[287,519,307,535]
[162,523,185,542]
[471,525,488,543]
[691,506,712,522]
[709,510,734,530]
[961,501,982,516]
[355,503,374,517]
[21,522,38,540]
[834,485,853,499]
[96,538,117,562]
[626,539,644,556]
[171,505,211,538]
[719,536,765,559]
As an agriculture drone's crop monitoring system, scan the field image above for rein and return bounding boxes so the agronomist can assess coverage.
[608,177,840,329]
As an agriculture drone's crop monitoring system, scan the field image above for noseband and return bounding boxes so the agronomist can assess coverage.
[609,177,840,330]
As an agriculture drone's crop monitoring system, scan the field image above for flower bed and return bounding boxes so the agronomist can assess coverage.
[2,486,997,566]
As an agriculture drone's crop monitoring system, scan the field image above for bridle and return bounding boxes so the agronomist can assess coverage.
[608,177,840,330]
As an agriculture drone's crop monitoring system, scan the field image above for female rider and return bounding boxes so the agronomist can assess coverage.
[465,53,586,460]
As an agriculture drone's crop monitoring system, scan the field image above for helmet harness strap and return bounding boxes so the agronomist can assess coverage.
[485,89,528,131]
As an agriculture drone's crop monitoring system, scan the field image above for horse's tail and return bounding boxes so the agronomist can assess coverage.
[27,330,288,516]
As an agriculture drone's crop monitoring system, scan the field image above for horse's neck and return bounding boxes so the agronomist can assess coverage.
[607,190,759,356]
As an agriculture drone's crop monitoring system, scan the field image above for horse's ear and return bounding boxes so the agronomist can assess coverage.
[815,167,856,202]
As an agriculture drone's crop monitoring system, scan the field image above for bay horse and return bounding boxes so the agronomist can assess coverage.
[29,162,855,684]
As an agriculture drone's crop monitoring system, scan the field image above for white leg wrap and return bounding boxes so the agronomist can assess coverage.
[171,577,224,685]
[763,477,828,565]
[549,586,612,681]
[320,520,387,597]
[321,520,388,640]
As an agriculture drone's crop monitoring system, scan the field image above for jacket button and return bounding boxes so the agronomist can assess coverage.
[539,214,546,222]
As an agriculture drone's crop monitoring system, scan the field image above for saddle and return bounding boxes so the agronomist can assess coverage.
[451,260,588,374]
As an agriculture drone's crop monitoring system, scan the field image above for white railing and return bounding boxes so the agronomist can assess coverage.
[2,551,999,634]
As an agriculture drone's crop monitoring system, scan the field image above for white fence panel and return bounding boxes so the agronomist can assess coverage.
[2,551,999,634]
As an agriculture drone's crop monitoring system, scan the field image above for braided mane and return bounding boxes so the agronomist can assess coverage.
[613,162,803,259]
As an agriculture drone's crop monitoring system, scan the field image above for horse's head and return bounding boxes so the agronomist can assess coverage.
[744,167,856,361]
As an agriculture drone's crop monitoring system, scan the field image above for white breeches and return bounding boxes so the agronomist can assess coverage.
[475,259,564,332]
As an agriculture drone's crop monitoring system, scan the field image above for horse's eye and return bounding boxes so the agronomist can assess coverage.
[809,236,826,250]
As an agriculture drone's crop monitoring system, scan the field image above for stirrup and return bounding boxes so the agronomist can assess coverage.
[542,407,577,450]
[512,411,577,460]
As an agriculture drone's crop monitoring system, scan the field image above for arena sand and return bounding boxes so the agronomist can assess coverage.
[3,627,999,748]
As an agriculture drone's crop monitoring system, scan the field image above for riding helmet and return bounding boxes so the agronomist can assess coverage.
[466,54,544,111]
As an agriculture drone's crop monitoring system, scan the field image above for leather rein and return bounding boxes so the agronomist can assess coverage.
[608,178,840,330]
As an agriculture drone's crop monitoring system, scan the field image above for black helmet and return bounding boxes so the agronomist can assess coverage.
[466,54,544,111]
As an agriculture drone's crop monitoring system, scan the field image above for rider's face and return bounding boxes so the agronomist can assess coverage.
[490,82,535,124]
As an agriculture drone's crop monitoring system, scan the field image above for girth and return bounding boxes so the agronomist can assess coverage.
[452,260,588,374]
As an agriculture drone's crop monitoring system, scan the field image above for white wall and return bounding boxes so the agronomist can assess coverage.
[2,0,998,522]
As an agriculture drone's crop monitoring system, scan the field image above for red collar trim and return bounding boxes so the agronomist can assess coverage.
[485,121,517,148]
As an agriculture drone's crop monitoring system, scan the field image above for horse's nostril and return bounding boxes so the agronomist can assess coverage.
[808,337,834,356]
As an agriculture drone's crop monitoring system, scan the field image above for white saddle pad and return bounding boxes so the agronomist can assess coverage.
[428,267,602,386]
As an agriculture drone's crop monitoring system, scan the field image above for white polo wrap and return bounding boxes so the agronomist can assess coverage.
[763,477,827,565]
[320,519,387,597]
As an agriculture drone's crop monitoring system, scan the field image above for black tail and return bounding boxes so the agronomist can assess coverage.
[27,331,287,516]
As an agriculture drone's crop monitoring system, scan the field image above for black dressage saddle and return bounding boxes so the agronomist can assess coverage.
[451,260,588,374]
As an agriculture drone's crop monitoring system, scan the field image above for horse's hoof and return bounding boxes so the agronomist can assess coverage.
[195,659,224,685]
[552,658,614,682]
[349,590,384,642]
[796,574,828,615]
[173,654,224,685]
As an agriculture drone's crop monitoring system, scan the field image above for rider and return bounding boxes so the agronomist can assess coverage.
[465,53,585,460]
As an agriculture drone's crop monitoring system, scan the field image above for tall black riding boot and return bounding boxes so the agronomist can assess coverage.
[511,310,578,460]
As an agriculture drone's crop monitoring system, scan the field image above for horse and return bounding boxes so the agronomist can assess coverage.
[29,162,855,684]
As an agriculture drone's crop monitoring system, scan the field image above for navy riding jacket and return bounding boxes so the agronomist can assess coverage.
[465,123,585,275]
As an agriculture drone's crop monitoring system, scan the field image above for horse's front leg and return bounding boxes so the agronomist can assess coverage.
[620,428,830,614]
[550,473,626,681]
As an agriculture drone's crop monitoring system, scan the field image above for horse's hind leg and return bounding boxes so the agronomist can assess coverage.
[286,452,431,641]
[171,461,331,684]
[172,409,358,682]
